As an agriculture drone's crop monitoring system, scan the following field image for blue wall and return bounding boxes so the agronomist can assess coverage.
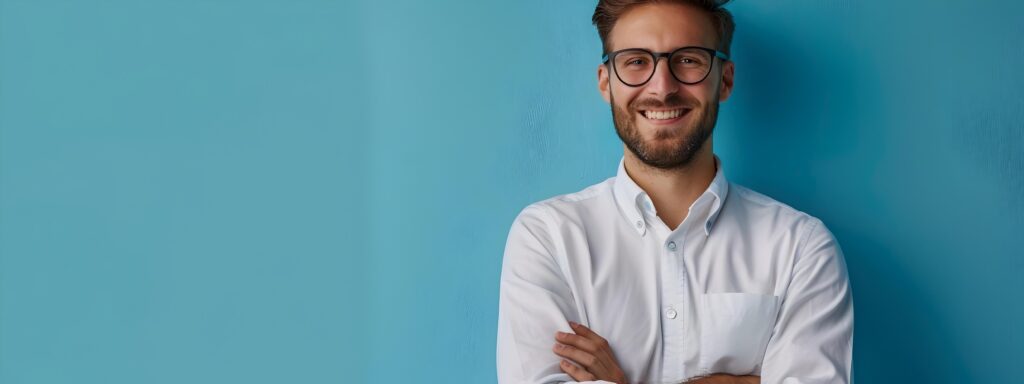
[1,1,1021,383]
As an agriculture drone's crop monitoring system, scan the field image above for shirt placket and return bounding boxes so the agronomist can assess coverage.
[651,218,688,382]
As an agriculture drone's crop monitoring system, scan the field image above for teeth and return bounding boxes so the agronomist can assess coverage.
[643,109,685,120]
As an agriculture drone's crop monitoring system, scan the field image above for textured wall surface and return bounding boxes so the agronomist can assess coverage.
[1,0,1021,383]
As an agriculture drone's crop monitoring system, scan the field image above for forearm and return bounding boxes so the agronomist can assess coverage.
[683,374,760,384]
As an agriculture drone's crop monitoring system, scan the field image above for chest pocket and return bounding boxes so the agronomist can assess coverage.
[698,292,781,375]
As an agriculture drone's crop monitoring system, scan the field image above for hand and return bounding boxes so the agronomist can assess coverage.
[553,321,628,384]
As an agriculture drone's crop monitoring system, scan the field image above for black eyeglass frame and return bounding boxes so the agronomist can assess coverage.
[601,46,730,87]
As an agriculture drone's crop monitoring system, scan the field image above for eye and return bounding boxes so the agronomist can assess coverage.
[676,56,703,65]
[625,58,648,66]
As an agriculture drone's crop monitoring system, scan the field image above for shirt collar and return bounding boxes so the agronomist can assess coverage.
[612,155,729,237]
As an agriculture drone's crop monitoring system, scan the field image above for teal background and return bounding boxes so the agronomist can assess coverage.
[1,0,1021,383]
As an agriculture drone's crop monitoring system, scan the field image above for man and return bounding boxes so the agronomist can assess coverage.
[496,1,853,383]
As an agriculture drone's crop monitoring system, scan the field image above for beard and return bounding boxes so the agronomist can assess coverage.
[611,90,719,170]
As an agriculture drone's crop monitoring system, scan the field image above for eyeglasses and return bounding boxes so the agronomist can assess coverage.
[602,46,729,87]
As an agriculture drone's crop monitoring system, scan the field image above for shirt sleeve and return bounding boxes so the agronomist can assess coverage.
[760,218,854,384]
[497,204,614,384]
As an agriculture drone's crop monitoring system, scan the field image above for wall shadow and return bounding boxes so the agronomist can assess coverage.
[726,15,971,382]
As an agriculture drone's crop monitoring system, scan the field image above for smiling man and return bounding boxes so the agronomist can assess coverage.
[496,1,853,383]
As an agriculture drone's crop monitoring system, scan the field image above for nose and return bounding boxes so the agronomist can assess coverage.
[644,56,681,97]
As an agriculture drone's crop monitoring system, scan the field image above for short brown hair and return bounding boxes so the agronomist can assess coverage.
[592,0,735,56]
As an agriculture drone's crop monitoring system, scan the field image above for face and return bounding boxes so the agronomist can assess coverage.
[598,3,735,169]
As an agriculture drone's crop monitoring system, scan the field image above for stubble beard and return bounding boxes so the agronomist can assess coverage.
[611,90,720,170]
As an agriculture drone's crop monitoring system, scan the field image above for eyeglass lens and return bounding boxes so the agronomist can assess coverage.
[612,48,714,86]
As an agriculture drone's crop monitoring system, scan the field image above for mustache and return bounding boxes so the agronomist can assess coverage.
[629,93,698,111]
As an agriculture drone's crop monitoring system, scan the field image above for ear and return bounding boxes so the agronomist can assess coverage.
[718,59,734,102]
[598,64,611,104]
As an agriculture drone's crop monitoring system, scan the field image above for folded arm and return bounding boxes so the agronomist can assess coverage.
[497,205,610,383]
[759,218,854,384]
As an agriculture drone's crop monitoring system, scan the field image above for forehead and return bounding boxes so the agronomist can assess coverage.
[608,3,718,52]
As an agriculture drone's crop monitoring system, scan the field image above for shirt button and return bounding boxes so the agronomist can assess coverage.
[665,307,678,319]
[636,220,644,228]
[667,241,677,251]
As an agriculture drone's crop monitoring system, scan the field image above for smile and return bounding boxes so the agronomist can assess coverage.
[638,108,691,124]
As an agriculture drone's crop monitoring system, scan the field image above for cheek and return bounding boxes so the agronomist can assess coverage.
[612,86,642,112]
[692,82,720,104]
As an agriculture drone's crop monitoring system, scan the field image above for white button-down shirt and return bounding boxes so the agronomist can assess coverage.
[497,156,853,384]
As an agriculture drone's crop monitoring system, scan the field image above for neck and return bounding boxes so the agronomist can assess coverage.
[622,141,717,231]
